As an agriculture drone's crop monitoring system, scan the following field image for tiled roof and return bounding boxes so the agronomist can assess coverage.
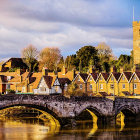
[91,73,98,81]
[43,76,54,89]
[98,92,108,96]
[112,72,121,81]
[58,78,71,86]
[29,72,42,89]
[57,71,75,81]
[123,72,132,81]
[122,91,131,96]
[101,73,110,81]
[135,72,140,80]
[79,73,88,82]
[3,58,28,69]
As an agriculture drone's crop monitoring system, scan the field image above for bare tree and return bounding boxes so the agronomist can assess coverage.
[96,42,115,61]
[39,47,61,71]
[21,45,38,72]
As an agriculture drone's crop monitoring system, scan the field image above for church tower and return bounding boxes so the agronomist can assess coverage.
[133,21,140,65]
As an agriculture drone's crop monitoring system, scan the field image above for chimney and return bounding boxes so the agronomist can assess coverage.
[42,67,48,76]
[16,68,21,75]
[62,66,67,75]
[72,68,76,80]
[132,64,140,72]
[110,66,117,73]
[89,65,95,73]
[120,67,124,73]
[20,76,22,82]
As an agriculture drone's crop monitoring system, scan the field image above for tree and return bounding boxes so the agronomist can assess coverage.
[116,54,132,71]
[57,56,65,71]
[39,47,61,71]
[65,54,79,70]
[76,46,99,70]
[21,45,38,72]
[96,42,114,62]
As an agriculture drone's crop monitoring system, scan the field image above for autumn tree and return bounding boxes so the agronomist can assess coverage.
[39,47,61,71]
[96,42,114,62]
[21,45,38,72]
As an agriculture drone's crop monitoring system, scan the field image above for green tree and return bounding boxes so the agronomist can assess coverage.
[76,46,99,70]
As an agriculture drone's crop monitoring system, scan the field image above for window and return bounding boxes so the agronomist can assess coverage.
[90,84,92,90]
[7,76,12,81]
[122,84,125,89]
[40,87,46,91]
[100,76,102,81]
[134,84,137,89]
[90,77,92,81]
[80,84,82,89]
[78,76,80,81]
[122,76,125,80]
[7,84,10,89]
[134,76,137,80]
[139,29,140,36]
[111,77,114,81]
[100,84,103,89]
[110,84,114,89]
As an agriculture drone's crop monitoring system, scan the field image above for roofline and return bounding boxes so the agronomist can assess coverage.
[86,73,97,83]
[72,73,86,83]
[118,72,130,83]
[106,72,119,83]
[129,72,140,83]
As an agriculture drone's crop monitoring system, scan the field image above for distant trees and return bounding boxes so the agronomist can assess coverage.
[20,42,133,73]
[21,45,38,72]
[39,47,61,71]
[116,54,133,71]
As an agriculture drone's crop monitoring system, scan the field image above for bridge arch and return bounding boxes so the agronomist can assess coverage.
[76,106,103,124]
[116,106,136,122]
[0,103,61,126]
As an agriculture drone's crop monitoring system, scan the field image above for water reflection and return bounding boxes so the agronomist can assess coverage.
[0,109,140,140]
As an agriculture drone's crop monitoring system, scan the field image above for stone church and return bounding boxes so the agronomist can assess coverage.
[133,21,140,65]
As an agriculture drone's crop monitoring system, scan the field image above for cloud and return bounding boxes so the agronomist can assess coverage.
[0,0,135,59]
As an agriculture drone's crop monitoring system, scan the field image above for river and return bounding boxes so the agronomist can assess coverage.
[0,117,139,140]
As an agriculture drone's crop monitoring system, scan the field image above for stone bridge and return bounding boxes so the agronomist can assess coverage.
[0,95,140,126]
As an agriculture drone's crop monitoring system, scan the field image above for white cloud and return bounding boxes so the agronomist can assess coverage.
[0,0,134,58]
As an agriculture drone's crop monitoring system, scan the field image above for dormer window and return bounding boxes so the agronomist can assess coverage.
[90,77,92,81]
[78,77,80,81]
[111,77,114,81]
[100,77,102,81]
[122,76,125,80]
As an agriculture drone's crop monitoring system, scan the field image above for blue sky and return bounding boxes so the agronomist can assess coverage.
[0,0,140,59]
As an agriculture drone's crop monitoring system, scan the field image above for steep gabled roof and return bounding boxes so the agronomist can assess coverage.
[118,72,132,82]
[101,73,110,81]
[135,72,140,80]
[2,58,28,69]
[79,73,88,82]
[43,76,54,89]
[123,72,132,81]
[86,73,99,83]
[91,73,98,82]
[107,72,121,82]
[58,78,71,86]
